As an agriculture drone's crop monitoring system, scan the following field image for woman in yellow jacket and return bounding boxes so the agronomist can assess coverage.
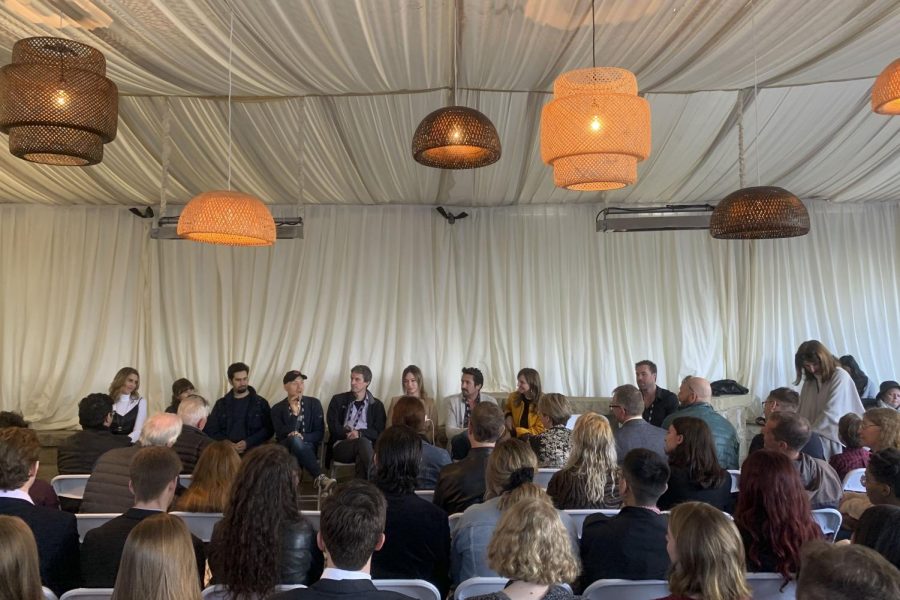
[505,368,546,439]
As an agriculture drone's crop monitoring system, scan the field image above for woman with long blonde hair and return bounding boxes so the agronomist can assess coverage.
[662,502,751,600]
[108,366,147,443]
[174,441,241,513]
[860,408,900,452]
[0,516,43,600]
[111,513,202,600]
[547,412,620,509]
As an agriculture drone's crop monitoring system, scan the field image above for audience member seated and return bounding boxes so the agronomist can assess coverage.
[529,393,572,468]
[272,370,331,490]
[733,450,821,578]
[270,480,410,600]
[829,413,870,481]
[863,448,900,508]
[580,448,671,590]
[748,388,825,459]
[0,411,59,509]
[656,501,751,600]
[797,541,900,600]
[444,367,498,461]
[110,513,202,600]
[452,439,577,584]
[390,396,451,489]
[173,440,241,513]
[80,412,183,514]
[0,515,45,600]
[371,426,450,596]
[209,445,322,598]
[0,427,79,595]
[662,376,739,469]
[610,384,666,462]
[658,417,733,512]
[860,407,900,451]
[763,412,843,509]
[876,380,900,410]
[853,504,900,569]
[547,413,621,510]
[81,447,204,588]
[57,393,131,475]
[466,496,581,600]
[434,402,505,514]
[165,377,196,414]
[839,355,878,401]
[172,394,212,474]
[387,365,438,444]
[504,368,546,439]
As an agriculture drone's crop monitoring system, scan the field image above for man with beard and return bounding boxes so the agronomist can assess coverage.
[204,362,273,454]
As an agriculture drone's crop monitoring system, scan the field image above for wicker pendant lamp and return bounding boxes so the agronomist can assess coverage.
[539,1,650,190]
[0,37,118,166]
[177,10,274,247]
[411,0,500,169]
[710,2,808,240]
[872,58,900,115]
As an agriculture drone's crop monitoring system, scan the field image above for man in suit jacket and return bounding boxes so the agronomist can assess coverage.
[56,393,132,474]
[270,480,410,600]
[81,446,205,587]
[611,384,667,461]
[0,428,80,596]
[326,365,387,480]
[173,394,213,473]
[580,448,671,591]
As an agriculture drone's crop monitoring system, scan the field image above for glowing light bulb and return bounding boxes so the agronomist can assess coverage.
[450,128,462,143]
[590,115,602,132]
[52,89,69,108]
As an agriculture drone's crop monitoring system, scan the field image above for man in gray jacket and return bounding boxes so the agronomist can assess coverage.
[442,367,497,460]
[611,384,667,462]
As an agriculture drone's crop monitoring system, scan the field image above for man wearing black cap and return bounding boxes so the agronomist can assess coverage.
[271,370,333,491]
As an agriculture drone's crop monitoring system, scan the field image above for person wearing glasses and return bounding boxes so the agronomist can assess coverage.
[610,384,666,462]
[747,388,825,459]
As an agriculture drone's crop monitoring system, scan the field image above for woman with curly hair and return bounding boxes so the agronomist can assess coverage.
[529,393,572,468]
[111,513,201,600]
[452,438,577,584]
[658,417,732,512]
[860,408,900,452]
[659,502,751,600]
[466,496,581,600]
[733,450,822,578]
[174,441,241,513]
[0,516,43,600]
[208,445,321,599]
[547,412,620,510]
[504,368,545,439]
[108,366,147,443]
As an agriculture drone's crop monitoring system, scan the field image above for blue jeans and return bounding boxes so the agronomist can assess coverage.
[282,436,322,478]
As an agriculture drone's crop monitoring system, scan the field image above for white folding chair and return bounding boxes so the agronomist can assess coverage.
[563,509,619,539]
[746,573,797,599]
[414,489,435,503]
[59,589,114,600]
[179,474,192,488]
[728,469,740,493]
[454,577,509,600]
[330,461,355,479]
[534,468,559,488]
[304,510,321,532]
[373,579,440,600]
[448,512,463,536]
[42,587,58,600]
[842,468,866,492]
[75,514,120,541]
[51,475,90,499]
[566,414,581,430]
[811,508,843,542]
[201,584,304,599]
[169,512,223,542]
[582,578,670,600]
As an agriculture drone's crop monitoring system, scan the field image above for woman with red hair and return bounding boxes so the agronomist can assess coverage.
[733,450,822,579]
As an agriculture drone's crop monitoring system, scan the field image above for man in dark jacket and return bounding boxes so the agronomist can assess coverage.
[204,361,273,454]
[272,370,332,489]
[57,393,132,474]
[173,394,213,473]
[636,360,679,428]
[326,365,386,480]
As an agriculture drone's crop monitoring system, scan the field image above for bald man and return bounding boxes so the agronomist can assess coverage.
[661,376,739,469]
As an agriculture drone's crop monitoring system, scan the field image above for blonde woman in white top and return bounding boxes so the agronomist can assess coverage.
[108,366,147,443]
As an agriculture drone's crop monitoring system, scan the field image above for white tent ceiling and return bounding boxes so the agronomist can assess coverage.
[0,0,898,208]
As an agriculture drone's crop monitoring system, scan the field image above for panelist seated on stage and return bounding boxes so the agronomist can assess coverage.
[204,361,273,455]
[635,360,679,428]
[443,367,498,460]
[272,370,333,491]
[326,365,386,480]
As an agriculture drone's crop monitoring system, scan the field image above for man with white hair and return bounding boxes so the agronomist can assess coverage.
[661,376,740,470]
[173,394,212,474]
[79,412,183,513]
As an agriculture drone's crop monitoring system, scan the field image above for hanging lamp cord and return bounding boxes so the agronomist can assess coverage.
[750,0,760,186]
[591,0,596,69]
[226,6,234,190]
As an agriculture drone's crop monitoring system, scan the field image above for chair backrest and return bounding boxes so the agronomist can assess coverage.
[534,468,559,488]
[75,514,120,541]
[51,475,90,499]
[454,577,508,600]
[201,584,305,599]
[414,489,435,503]
[563,509,620,539]
[303,510,321,532]
[59,589,114,600]
[582,578,670,600]
[746,573,797,599]
[811,508,843,542]
[566,414,581,430]
[842,468,866,492]
[728,469,740,493]
[169,512,223,542]
[179,474,192,488]
[42,586,58,600]
[373,579,440,600]
[448,512,463,536]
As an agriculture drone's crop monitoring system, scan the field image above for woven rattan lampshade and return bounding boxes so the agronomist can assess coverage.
[540,67,651,190]
[0,37,117,166]
[412,105,501,169]
[872,58,900,115]
[710,186,809,239]
[177,190,276,246]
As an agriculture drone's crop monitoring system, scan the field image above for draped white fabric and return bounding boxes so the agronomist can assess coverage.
[2,201,898,429]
